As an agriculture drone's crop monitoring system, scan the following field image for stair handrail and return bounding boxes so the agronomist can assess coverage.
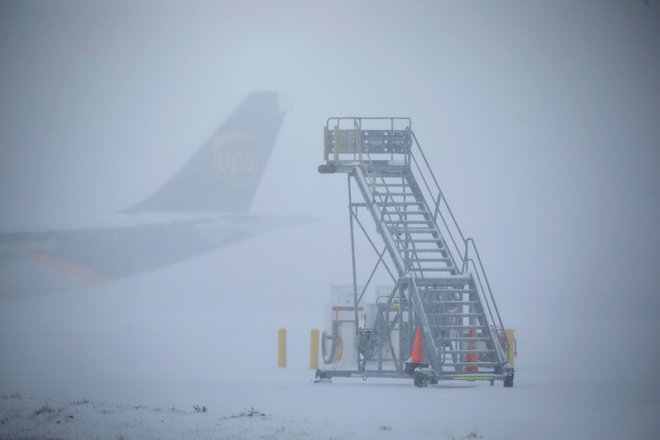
[326,118,506,335]
[408,153,461,273]
[407,131,507,337]
[463,239,505,331]
[353,118,424,280]
[337,117,426,279]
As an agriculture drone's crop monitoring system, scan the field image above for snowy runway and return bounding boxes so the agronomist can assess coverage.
[2,366,658,439]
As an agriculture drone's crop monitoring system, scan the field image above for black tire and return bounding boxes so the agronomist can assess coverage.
[413,373,427,388]
[503,373,514,388]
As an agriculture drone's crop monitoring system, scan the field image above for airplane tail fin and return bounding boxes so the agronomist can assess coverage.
[123,92,284,214]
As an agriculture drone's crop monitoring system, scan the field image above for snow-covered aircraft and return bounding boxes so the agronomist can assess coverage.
[0,92,304,298]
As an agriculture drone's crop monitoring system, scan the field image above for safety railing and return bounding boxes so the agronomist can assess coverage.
[324,117,413,162]
[326,117,423,278]
[407,133,507,354]
[324,118,507,348]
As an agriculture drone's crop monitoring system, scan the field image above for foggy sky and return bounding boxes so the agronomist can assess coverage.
[1,0,659,331]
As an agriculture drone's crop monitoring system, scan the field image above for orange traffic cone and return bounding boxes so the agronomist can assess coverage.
[465,329,479,372]
[412,325,424,364]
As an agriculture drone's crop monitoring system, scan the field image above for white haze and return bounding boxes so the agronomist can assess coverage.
[1,1,659,438]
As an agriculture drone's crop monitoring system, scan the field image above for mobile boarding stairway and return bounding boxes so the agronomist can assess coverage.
[316,117,515,387]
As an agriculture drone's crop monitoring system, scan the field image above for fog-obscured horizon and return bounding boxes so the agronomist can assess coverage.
[1,0,659,383]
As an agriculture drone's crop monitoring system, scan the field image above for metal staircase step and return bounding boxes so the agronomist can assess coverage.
[436,349,495,355]
[422,293,475,299]
[433,325,489,330]
[397,248,445,254]
[389,227,437,232]
[438,337,491,342]
[425,300,479,305]
[447,361,501,367]
[427,312,483,317]
[414,276,472,286]
[377,201,425,206]
[373,192,415,196]
[413,268,453,272]
[384,220,432,225]
[382,211,429,216]
[405,249,442,253]
[423,296,475,301]
[414,263,453,267]
[405,258,452,262]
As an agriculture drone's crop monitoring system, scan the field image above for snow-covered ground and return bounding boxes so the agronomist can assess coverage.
[1,225,659,439]
[2,367,659,439]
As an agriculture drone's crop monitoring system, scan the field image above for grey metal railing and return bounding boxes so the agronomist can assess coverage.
[407,132,506,341]
[325,118,506,341]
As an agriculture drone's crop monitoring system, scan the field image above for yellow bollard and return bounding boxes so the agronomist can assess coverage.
[333,125,339,161]
[323,127,328,161]
[505,329,516,367]
[278,328,287,368]
[310,329,320,369]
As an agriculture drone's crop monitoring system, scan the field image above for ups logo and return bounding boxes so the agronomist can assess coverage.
[212,132,260,188]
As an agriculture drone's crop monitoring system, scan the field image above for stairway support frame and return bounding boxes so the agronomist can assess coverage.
[316,117,513,385]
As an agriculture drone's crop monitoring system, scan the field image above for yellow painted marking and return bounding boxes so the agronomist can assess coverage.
[212,132,258,188]
[452,376,494,381]
[212,132,252,146]
[22,251,110,285]
[334,336,343,362]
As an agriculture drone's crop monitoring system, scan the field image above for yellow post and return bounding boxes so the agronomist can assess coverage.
[278,328,287,368]
[323,127,328,161]
[333,125,340,161]
[505,329,516,367]
[310,329,320,369]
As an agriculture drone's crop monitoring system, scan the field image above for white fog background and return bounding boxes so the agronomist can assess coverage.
[1,1,659,438]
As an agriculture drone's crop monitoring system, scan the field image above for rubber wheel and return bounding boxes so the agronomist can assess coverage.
[503,373,514,388]
[413,373,428,388]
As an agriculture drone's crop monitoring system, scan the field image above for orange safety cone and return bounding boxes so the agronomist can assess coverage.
[412,325,424,364]
[465,329,479,372]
